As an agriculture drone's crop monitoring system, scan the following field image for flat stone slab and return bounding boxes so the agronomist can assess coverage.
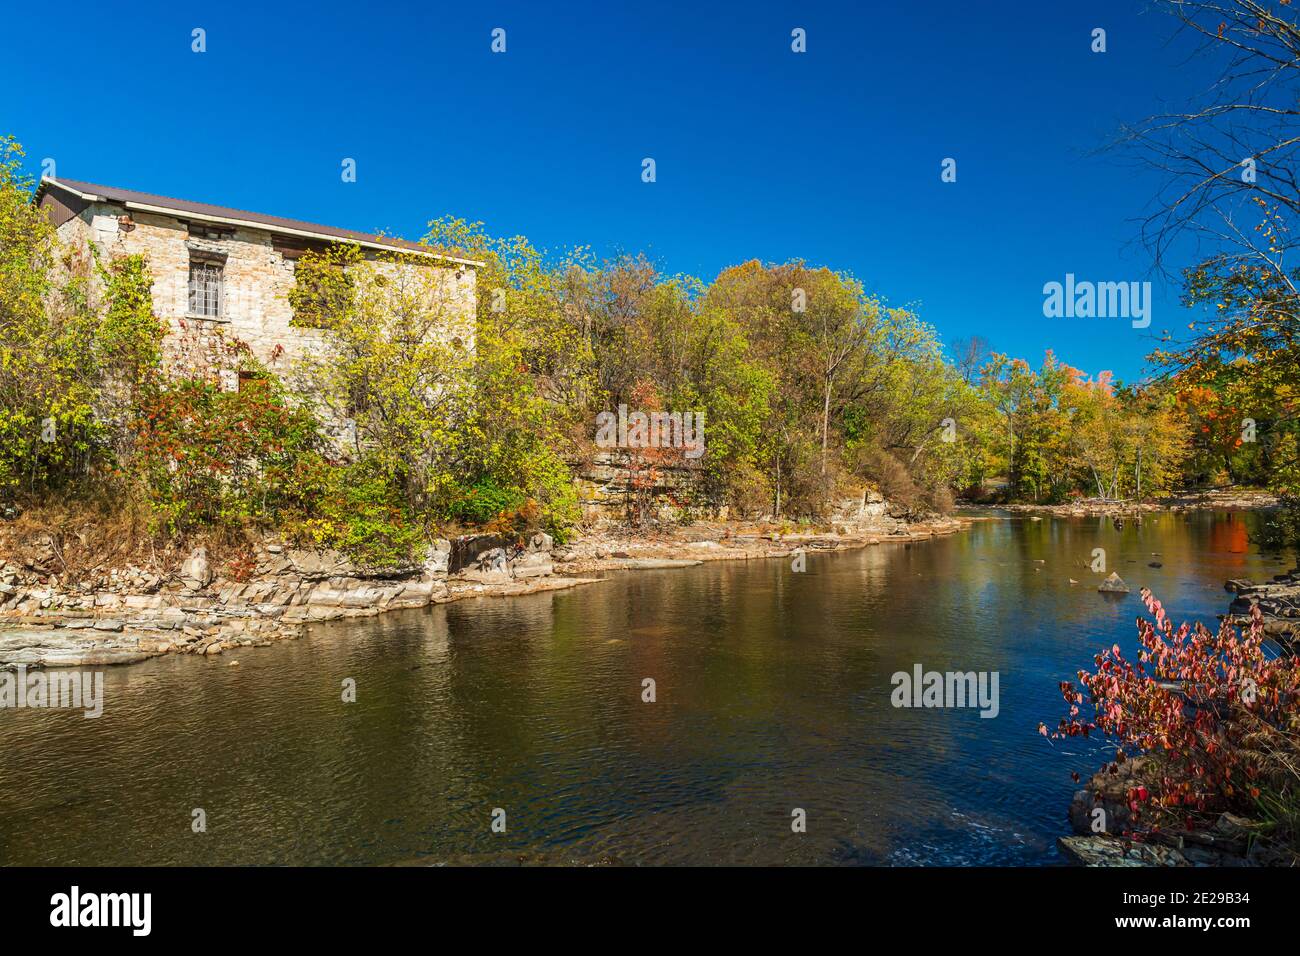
[611,559,703,570]
[1058,836,1186,867]
[445,577,605,600]
[0,627,163,668]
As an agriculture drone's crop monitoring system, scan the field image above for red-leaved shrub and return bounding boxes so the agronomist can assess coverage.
[1043,589,1300,841]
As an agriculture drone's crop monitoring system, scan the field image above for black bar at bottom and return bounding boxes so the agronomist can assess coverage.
[0,865,1285,940]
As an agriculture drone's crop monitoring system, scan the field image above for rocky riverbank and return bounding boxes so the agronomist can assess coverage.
[1058,758,1297,867]
[1057,570,1300,867]
[1001,488,1279,519]
[0,532,599,667]
[1224,570,1300,646]
[0,504,964,669]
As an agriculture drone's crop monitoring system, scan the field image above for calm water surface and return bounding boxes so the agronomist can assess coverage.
[0,511,1290,866]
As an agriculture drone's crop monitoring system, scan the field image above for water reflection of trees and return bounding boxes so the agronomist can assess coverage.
[2,512,1287,865]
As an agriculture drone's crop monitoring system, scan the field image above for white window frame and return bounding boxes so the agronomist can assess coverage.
[187,258,225,319]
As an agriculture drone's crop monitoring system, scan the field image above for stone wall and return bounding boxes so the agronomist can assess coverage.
[572,451,716,524]
[56,201,476,376]
[829,488,915,534]
[571,452,924,531]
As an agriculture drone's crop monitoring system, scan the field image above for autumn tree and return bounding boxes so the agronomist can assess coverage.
[1131,1,1300,525]
[292,242,476,521]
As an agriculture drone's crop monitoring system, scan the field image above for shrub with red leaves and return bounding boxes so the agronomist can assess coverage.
[1042,589,1300,835]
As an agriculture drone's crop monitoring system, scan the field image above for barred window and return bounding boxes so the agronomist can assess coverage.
[188,259,224,318]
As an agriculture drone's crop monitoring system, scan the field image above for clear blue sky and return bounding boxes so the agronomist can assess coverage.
[2,0,1212,381]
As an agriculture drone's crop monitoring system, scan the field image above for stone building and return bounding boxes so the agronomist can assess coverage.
[34,177,480,376]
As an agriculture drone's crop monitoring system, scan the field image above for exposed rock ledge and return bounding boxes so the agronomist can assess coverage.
[1224,570,1300,645]
[1061,756,1296,866]
[1001,487,1279,518]
[0,514,964,669]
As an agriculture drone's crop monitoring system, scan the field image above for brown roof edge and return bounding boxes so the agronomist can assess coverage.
[36,177,483,268]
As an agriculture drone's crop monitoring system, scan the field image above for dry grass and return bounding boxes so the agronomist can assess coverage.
[0,488,248,577]
[1240,718,1300,857]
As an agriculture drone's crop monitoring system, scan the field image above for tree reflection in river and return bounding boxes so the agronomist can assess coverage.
[0,511,1289,866]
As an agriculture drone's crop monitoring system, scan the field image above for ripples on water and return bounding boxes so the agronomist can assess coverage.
[0,511,1289,865]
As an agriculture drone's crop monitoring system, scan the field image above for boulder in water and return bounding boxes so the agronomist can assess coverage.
[1098,572,1130,594]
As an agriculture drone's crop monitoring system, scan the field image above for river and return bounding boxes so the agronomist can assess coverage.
[0,511,1289,865]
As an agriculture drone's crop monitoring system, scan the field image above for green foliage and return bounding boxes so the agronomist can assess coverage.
[294,243,476,516]
[286,454,423,569]
[0,142,167,498]
[448,476,526,526]
[134,373,322,535]
[5,121,1291,558]
[1154,241,1300,544]
[0,137,94,494]
[700,260,967,515]
[94,253,164,390]
[288,248,355,330]
[976,352,1192,503]
[422,217,587,536]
